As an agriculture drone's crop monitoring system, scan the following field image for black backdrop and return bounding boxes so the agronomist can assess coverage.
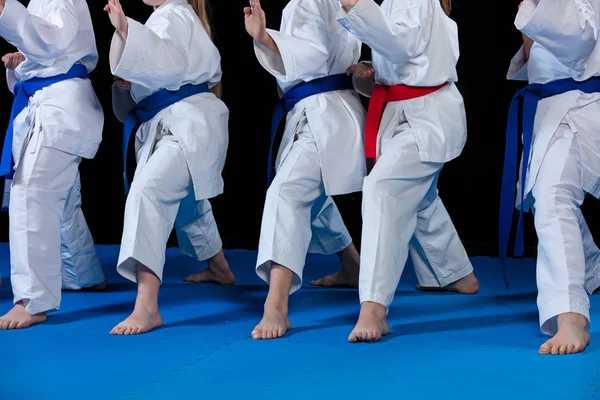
[0,0,599,256]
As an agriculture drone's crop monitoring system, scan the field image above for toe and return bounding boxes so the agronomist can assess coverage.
[559,344,567,355]
[538,343,550,355]
[567,344,575,354]
[348,331,357,342]
[551,344,560,355]
[9,320,19,329]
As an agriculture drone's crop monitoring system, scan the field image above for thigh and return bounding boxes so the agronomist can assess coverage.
[13,132,81,217]
[130,134,192,204]
[366,125,442,200]
[269,125,325,206]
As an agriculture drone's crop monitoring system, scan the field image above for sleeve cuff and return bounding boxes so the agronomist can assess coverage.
[506,45,529,81]
[5,69,18,93]
[253,29,296,82]
[112,83,135,123]
[337,0,376,29]
[110,18,143,79]
[514,0,539,32]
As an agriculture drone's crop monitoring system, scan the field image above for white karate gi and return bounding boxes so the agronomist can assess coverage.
[507,0,600,335]
[110,0,227,283]
[253,0,367,293]
[0,0,105,314]
[338,0,472,308]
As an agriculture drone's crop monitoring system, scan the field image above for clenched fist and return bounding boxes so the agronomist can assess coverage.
[2,52,25,70]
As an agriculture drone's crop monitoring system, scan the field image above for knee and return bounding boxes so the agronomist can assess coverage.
[265,178,301,206]
[362,172,387,199]
[128,175,160,203]
[532,182,581,217]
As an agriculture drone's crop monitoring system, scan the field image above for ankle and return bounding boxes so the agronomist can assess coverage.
[134,293,159,313]
[264,298,288,314]
[557,312,588,329]
[361,301,387,319]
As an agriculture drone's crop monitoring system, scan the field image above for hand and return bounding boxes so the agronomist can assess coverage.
[2,52,25,70]
[114,76,131,91]
[347,63,375,80]
[340,0,359,12]
[0,0,5,15]
[244,0,268,43]
[104,0,128,37]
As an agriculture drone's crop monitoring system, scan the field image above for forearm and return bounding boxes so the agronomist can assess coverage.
[522,34,533,61]
[258,33,280,57]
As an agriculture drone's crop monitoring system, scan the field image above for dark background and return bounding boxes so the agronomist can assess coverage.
[1,0,599,256]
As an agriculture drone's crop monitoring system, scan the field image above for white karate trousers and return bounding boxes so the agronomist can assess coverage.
[256,123,354,294]
[10,131,105,315]
[359,123,473,308]
[117,133,222,283]
[60,172,105,290]
[531,124,600,335]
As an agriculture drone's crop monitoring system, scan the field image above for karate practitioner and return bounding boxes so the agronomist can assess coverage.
[106,0,232,335]
[499,0,600,355]
[244,0,366,340]
[337,0,478,342]
[0,0,106,329]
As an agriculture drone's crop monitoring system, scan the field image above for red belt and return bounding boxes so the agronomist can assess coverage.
[365,82,448,162]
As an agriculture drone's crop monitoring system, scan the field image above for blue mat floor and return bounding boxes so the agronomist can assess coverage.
[0,244,599,399]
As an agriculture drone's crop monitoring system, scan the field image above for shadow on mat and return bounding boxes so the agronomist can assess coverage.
[43,284,268,325]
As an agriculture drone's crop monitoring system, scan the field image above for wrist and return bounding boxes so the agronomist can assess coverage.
[257,31,271,46]
[118,18,128,37]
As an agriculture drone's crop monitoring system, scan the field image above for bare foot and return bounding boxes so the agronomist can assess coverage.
[184,250,235,285]
[311,243,360,288]
[311,269,358,288]
[252,303,291,340]
[0,301,47,329]
[416,272,479,294]
[348,301,390,343]
[63,281,108,292]
[538,313,590,355]
[110,308,163,335]
[111,262,163,335]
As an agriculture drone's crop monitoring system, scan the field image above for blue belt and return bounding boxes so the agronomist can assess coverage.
[0,64,88,210]
[499,77,600,287]
[122,83,210,192]
[267,73,354,185]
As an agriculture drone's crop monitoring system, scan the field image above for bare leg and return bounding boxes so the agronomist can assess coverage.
[538,312,590,355]
[311,243,360,288]
[416,272,479,294]
[348,301,390,343]
[110,262,163,335]
[184,250,235,285]
[252,264,293,340]
[0,301,47,330]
